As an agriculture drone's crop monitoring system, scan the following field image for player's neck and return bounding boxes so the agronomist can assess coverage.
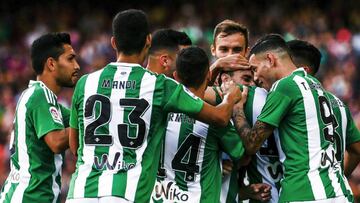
[187,85,205,99]
[117,52,146,65]
[277,60,297,80]
[37,75,61,95]
[146,57,161,74]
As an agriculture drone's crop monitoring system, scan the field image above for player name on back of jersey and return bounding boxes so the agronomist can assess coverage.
[101,79,136,90]
[167,112,196,124]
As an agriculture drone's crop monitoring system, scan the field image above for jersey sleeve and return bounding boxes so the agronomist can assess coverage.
[59,104,70,128]
[31,95,65,139]
[217,124,245,161]
[257,81,293,128]
[162,77,204,116]
[345,107,360,146]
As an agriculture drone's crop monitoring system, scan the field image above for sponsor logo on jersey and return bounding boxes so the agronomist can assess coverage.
[9,169,20,183]
[49,106,63,124]
[93,152,136,172]
[152,180,189,202]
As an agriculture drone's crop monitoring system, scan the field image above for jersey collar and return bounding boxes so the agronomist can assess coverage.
[292,67,307,76]
[110,62,142,68]
[28,80,57,98]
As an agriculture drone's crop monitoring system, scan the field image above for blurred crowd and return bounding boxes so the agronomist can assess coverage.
[1,0,360,202]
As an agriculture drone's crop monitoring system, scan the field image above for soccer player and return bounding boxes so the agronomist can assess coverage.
[146,28,192,77]
[206,19,272,203]
[287,39,360,194]
[209,19,252,86]
[151,46,246,203]
[233,34,355,202]
[66,9,241,203]
[0,33,80,202]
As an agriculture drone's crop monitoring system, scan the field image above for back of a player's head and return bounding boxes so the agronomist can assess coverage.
[31,32,71,75]
[149,29,192,54]
[249,34,290,58]
[176,47,209,88]
[213,20,249,48]
[287,40,321,75]
[112,9,150,55]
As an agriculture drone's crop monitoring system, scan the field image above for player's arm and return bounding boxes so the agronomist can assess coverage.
[69,127,79,157]
[231,87,275,155]
[344,150,360,177]
[44,128,69,154]
[209,54,250,86]
[344,107,360,177]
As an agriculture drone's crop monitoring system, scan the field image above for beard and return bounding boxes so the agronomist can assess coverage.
[56,75,77,88]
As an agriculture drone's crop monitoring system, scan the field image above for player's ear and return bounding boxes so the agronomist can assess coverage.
[266,53,276,68]
[145,34,152,49]
[210,44,216,57]
[46,57,56,72]
[110,37,117,51]
[159,54,168,68]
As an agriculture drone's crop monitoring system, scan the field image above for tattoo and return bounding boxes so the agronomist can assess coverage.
[232,108,274,155]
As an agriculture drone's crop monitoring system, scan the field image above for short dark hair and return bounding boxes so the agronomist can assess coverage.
[213,20,249,48]
[149,29,192,54]
[30,32,71,75]
[176,47,209,88]
[249,33,290,57]
[112,9,150,55]
[287,40,321,75]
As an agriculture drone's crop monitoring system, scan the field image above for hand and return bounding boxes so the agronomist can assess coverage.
[222,159,233,176]
[244,183,272,202]
[221,80,241,104]
[213,54,250,71]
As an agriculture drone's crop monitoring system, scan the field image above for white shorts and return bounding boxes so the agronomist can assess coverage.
[66,196,133,203]
[290,195,350,203]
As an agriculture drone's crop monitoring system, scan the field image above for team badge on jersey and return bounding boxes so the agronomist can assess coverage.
[49,106,63,124]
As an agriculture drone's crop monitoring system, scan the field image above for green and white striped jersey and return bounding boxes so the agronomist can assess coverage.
[151,112,245,203]
[215,86,282,203]
[244,86,282,203]
[258,68,353,202]
[0,80,69,203]
[67,62,204,203]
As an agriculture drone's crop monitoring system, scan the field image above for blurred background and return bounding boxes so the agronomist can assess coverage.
[1,0,360,202]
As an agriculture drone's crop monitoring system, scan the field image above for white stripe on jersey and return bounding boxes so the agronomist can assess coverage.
[73,69,103,198]
[52,154,63,203]
[125,71,156,200]
[187,121,209,202]
[0,167,12,202]
[293,76,326,200]
[10,87,35,203]
[164,115,182,181]
[97,67,129,197]
[337,99,353,193]
[220,174,231,203]
[252,87,280,203]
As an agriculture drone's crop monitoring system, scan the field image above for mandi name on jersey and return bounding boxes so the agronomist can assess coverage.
[101,79,136,90]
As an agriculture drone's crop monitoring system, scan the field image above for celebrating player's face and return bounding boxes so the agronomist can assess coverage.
[213,32,246,58]
[55,44,80,87]
[249,53,276,91]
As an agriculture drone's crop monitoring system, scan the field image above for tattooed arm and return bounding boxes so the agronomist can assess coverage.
[232,103,275,155]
